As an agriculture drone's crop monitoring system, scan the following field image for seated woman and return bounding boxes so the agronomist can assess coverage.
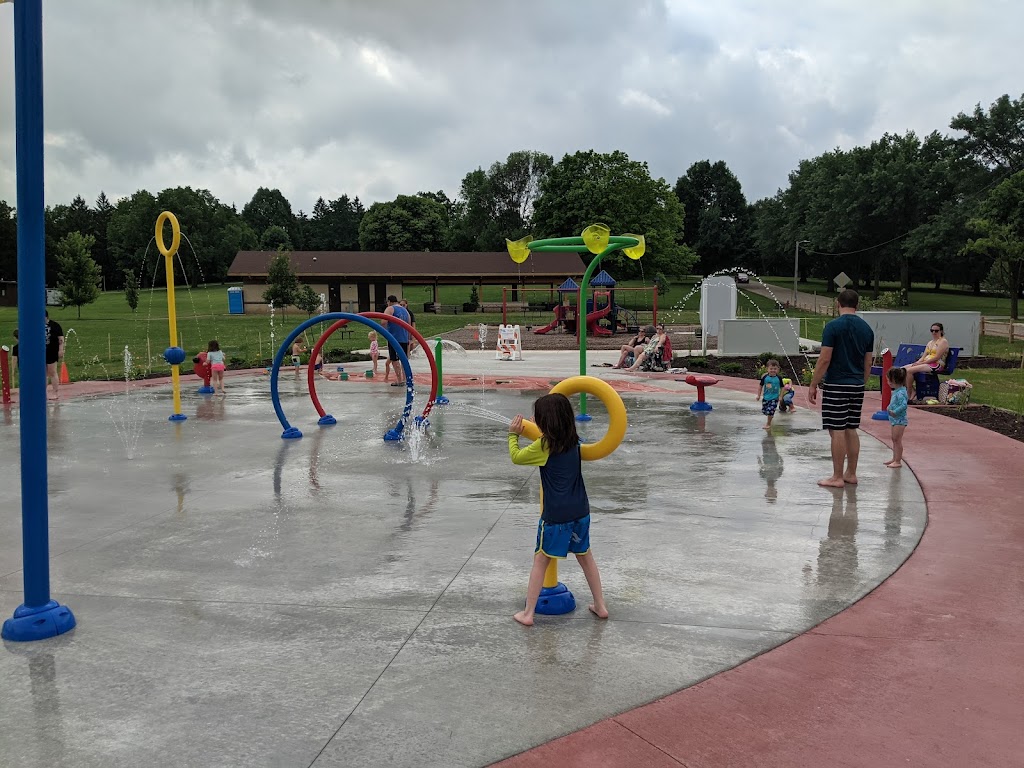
[902,322,950,399]
[613,327,651,368]
[626,325,667,371]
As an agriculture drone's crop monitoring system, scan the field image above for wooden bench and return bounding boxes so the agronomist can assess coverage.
[871,343,963,401]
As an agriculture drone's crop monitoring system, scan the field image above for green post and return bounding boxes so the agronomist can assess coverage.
[434,337,450,405]
[576,246,618,420]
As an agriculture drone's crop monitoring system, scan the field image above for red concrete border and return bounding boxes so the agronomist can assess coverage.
[494,379,1024,768]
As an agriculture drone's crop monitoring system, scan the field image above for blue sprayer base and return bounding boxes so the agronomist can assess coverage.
[535,582,576,615]
[197,385,215,395]
[575,413,593,422]
[690,401,713,412]
[434,395,450,405]
[318,414,337,426]
[2,600,76,642]
[168,413,188,422]
[281,427,303,440]
[871,410,888,421]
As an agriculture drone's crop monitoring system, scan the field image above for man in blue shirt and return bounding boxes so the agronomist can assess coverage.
[383,295,412,387]
[808,289,875,488]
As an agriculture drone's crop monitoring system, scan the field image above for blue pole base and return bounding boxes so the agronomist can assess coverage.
[535,582,576,615]
[168,413,188,422]
[2,600,76,642]
[690,401,713,412]
[318,414,337,426]
[434,395,450,405]
[575,413,593,422]
[384,421,405,441]
[281,427,303,440]
[413,415,429,428]
[197,385,215,395]
[871,410,888,421]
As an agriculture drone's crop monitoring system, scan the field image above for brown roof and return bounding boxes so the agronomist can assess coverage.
[227,251,586,281]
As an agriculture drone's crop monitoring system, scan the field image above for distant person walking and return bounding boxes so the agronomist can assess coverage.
[807,289,874,488]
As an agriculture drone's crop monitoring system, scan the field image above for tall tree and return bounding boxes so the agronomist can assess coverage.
[950,93,1024,173]
[55,231,101,318]
[532,150,695,277]
[674,160,753,274]
[452,150,553,251]
[358,194,448,251]
[259,225,293,251]
[106,190,160,287]
[0,200,16,280]
[93,192,115,287]
[962,170,1024,319]
[242,187,295,242]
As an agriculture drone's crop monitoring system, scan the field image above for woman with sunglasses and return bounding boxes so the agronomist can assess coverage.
[902,322,950,400]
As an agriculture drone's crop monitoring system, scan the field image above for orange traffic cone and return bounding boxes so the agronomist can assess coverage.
[60,362,70,384]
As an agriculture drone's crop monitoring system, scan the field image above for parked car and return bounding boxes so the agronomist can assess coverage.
[736,272,750,284]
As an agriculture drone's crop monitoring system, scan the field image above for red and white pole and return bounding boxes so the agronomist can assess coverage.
[872,348,893,420]
[1,347,11,405]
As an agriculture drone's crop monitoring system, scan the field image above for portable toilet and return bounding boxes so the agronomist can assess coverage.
[227,286,245,314]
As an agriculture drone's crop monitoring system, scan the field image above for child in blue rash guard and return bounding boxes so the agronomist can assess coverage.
[508,393,608,626]
[885,366,909,468]
[757,359,784,430]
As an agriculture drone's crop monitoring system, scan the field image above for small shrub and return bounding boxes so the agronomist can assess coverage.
[801,366,813,385]
[688,356,708,368]
[720,362,742,373]
[229,356,246,367]
[755,351,779,366]
[755,364,767,377]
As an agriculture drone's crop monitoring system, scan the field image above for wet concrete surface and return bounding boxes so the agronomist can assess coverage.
[1,355,926,767]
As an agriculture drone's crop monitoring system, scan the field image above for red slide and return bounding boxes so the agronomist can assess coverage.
[534,304,566,334]
[586,303,614,336]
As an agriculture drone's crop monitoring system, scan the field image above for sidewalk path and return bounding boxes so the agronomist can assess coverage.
[494,380,1024,768]
[743,281,835,315]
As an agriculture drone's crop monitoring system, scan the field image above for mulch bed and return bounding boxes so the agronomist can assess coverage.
[912,404,1024,444]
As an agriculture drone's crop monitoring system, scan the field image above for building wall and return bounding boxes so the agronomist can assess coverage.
[241,279,399,314]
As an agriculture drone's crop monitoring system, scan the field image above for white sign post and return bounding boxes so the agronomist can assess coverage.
[834,272,851,290]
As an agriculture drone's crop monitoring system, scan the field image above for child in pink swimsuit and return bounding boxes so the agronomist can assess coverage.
[368,331,379,374]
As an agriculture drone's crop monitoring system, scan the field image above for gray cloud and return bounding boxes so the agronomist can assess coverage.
[0,0,1020,213]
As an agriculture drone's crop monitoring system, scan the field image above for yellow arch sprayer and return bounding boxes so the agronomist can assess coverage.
[155,211,188,422]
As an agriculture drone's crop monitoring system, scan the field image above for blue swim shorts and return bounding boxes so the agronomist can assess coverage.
[762,399,778,416]
[536,515,591,559]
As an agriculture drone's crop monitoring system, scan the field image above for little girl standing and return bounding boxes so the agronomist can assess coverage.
[207,340,226,396]
[508,393,608,626]
[885,366,909,468]
[368,330,379,374]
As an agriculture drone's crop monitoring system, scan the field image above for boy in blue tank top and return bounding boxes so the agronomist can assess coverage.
[508,393,608,626]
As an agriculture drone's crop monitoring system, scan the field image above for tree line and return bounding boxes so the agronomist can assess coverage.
[1,92,1021,317]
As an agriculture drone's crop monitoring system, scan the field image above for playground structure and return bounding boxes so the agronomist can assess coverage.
[517,375,628,614]
[507,279,657,337]
[507,224,646,420]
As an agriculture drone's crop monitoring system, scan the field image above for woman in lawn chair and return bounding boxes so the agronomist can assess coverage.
[628,324,671,372]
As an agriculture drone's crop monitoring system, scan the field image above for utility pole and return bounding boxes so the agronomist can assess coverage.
[793,240,809,308]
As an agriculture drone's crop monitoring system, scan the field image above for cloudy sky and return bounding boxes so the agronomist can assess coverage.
[0,0,1018,213]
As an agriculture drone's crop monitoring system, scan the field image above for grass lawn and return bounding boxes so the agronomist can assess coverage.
[0,285,485,381]
[954,367,1024,413]
[762,277,1020,316]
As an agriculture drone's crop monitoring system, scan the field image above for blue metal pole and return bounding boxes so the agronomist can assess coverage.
[2,0,77,641]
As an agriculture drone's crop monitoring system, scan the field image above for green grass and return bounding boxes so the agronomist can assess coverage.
[762,277,1019,315]
[953,367,1024,413]
[0,285,481,381]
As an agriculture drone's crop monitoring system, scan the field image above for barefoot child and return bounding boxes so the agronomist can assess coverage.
[206,340,226,395]
[291,339,307,375]
[885,367,909,468]
[757,359,783,430]
[508,393,608,626]
[368,330,379,375]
